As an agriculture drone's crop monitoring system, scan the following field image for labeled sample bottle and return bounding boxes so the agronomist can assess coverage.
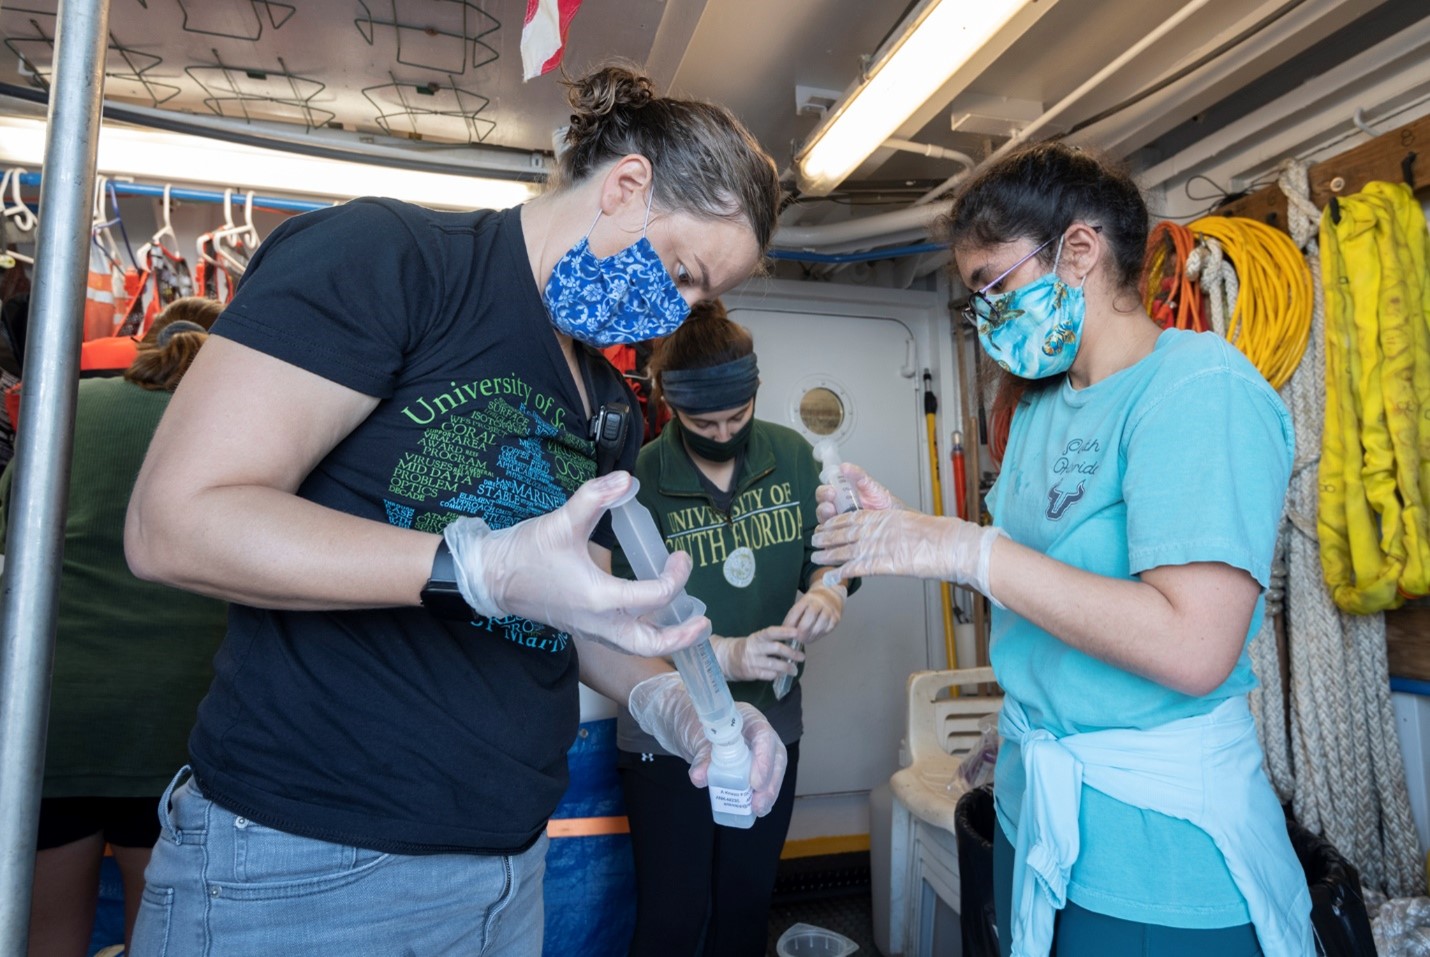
[608,481,755,828]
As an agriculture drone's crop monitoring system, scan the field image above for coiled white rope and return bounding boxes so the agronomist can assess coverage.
[1249,524,1295,802]
[1366,889,1430,955]
[1184,236,1235,340]
[1267,158,1421,896]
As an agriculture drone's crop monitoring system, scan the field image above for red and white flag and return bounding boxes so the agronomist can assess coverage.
[521,0,583,81]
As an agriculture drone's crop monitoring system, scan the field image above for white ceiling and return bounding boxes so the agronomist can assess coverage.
[1,0,1425,242]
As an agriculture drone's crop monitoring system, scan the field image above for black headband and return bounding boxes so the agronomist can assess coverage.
[661,353,759,414]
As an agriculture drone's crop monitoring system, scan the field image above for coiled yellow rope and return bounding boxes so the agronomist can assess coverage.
[1187,215,1315,389]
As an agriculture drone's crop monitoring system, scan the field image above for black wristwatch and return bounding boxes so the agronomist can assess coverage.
[420,539,474,621]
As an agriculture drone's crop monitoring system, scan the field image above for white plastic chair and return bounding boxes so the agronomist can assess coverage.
[886,667,1002,957]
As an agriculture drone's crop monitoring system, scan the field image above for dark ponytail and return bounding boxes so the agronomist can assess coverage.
[124,296,222,392]
[939,142,1149,290]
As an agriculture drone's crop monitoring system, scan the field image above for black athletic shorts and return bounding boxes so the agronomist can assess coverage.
[35,796,162,851]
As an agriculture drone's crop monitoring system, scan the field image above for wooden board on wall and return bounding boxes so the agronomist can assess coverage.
[1215,186,1288,228]
[1308,112,1430,208]
[1206,112,1430,230]
[1387,601,1430,684]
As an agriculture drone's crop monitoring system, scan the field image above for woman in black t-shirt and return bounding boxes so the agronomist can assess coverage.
[125,64,786,957]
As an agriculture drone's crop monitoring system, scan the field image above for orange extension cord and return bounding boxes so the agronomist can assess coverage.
[1142,220,1208,331]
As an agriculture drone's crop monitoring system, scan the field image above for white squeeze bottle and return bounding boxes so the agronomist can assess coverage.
[607,481,755,828]
[773,439,860,701]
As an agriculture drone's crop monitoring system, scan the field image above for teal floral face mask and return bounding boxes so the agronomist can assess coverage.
[965,236,1086,380]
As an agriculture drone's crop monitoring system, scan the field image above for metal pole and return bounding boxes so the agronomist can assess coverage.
[0,0,110,952]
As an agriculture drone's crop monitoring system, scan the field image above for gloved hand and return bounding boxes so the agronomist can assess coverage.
[710,626,805,681]
[628,671,788,816]
[443,472,707,657]
[815,462,907,523]
[812,509,1007,605]
[781,582,847,643]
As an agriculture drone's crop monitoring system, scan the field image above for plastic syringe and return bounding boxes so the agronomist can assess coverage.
[608,480,755,829]
[774,439,861,701]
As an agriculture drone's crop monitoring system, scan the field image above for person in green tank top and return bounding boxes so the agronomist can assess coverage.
[614,300,857,957]
[0,299,228,957]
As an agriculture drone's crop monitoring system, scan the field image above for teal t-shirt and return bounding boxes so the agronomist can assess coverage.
[988,328,1294,928]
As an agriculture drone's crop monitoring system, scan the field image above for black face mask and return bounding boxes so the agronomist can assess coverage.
[675,414,754,463]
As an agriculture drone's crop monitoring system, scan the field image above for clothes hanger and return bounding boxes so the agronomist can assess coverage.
[212,188,254,272]
[147,183,181,255]
[90,175,136,272]
[0,170,33,268]
[220,190,261,255]
[2,168,38,236]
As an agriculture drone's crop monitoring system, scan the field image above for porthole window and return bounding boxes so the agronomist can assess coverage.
[798,386,845,436]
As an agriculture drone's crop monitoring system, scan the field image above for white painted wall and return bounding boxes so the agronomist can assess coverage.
[725,278,960,842]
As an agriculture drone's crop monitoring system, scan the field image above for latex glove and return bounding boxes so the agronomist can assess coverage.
[815,462,907,523]
[710,626,804,681]
[628,671,788,816]
[812,509,1007,605]
[781,582,847,643]
[443,472,707,656]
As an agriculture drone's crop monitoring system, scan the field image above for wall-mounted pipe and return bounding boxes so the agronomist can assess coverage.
[18,173,330,214]
[981,0,1217,168]
[884,137,975,167]
[768,241,944,264]
[770,202,946,251]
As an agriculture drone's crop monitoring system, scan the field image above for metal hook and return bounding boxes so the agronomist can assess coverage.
[1403,152,1417,190]
[1352,108,1381,138]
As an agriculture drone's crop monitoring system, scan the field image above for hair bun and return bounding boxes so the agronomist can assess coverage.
[564,65,655,147]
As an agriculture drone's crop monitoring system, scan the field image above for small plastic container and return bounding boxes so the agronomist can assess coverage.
[775,922,859,957]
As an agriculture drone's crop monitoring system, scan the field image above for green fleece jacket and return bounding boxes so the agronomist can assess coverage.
[0,377,228,796]
[614,418,857,753]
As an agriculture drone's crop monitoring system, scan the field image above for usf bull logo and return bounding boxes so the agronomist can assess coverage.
[1046,481,1086,520]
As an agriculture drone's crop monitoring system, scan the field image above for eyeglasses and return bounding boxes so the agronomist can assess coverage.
[959,236,1055,327]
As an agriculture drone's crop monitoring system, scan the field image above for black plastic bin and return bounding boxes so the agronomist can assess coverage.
[1286,813,1379,957]
[952,786,1379,957]
[955,784,1000,957]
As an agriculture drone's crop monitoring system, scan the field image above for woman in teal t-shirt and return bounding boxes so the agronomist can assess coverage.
[811,143,1310,957]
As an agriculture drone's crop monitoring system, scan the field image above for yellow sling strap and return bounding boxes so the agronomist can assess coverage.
[1318,181,1430,613]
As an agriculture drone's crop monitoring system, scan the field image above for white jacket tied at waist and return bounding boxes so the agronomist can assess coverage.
[999,693,1314,957]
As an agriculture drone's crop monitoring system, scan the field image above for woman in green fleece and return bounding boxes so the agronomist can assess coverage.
[614,300,853,956]
[1,300,228,957]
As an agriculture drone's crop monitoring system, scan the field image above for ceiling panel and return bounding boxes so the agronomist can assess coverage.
[1,0,1424,232]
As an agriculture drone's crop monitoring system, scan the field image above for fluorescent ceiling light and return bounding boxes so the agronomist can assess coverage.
[794,0,1029,196]
[0,115,539,210]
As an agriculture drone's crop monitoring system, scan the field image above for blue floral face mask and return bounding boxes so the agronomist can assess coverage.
[966,236,1086,380]
[542,188,691,347]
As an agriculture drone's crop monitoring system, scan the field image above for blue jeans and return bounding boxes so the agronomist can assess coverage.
[131,768,547,957]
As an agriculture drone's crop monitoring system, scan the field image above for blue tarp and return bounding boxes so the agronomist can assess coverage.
[544,717,637,957]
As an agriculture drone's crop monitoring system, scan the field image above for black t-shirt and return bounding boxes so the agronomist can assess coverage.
[187,199,639,854]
